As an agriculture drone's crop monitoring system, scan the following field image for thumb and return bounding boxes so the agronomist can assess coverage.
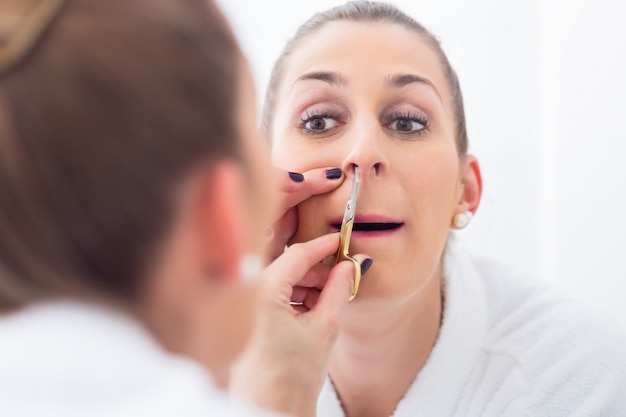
[312,254,372,322]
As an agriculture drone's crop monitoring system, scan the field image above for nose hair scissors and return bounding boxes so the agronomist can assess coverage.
[335,166,361,301]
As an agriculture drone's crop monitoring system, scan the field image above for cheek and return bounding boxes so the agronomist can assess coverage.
[288,195,329,245]
[399,146,460,235]
[271,142,328,171]
[270,143,291,168]
[271,123,344,170]
[270,122,299,167]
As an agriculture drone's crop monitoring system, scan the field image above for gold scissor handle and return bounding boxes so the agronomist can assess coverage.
[336,226,361,301]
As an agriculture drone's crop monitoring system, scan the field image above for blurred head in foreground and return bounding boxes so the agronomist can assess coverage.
[0,0,270,380]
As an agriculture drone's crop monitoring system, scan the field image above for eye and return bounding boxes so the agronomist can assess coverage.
[386,111,429,135]
[304,116,338,132]
[389,119,424,132]
[298,110,341,135]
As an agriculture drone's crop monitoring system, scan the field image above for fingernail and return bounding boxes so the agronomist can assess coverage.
[288,171,304,182]
[325,168,343,180]
[360,258,373,275]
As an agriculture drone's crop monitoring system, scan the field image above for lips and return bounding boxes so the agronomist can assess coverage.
[330,215,404,236]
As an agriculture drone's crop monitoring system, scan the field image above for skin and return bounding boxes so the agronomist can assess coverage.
[270,21,482,417]
[138,59,370,417]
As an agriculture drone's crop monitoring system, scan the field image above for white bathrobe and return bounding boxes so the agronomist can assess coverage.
[318,235,626,416]
[0,302,279,417]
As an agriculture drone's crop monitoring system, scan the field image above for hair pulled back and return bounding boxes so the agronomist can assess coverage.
[263,1,468,155]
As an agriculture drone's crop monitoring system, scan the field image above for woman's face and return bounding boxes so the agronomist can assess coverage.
[271,22,464,302]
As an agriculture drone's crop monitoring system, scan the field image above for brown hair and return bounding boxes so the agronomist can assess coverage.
[262,0,468,155]
[0,0,241,311]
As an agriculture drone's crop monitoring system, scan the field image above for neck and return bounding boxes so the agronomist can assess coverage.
[329,265,443,417]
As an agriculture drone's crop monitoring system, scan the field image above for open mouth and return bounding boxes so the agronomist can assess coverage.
[332,222,403,232]
[330,215,404,236]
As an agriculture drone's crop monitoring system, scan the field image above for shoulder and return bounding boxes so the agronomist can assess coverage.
[0,302,278,417]
[468,248,626,415]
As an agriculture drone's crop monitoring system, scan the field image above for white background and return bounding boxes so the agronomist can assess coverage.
[217,0,626,330]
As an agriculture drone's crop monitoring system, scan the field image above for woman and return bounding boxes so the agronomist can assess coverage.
[265,2,626,416]
[0,0,370,416]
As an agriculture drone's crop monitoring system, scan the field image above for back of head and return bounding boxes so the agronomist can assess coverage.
[0,0,240,311]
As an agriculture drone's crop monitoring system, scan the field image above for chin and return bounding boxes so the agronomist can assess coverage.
[352,257,438,303]
[345,263,399,301]
[348,283,408,305]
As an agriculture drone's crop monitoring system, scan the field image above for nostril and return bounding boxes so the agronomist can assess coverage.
[350,163,359,178]
[374,162,381,174]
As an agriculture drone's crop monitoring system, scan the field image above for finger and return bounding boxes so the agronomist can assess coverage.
[291,286,321,309]
[289,261,332,302]
[264,233,341,293]
[293,262,332,289]
[267,207,298,260]
[273,167,345,223]
[312,254,372,321]
[280,167,344,211]
[277,166,344,193]
[291,303,309,314]
[277,168,306,193]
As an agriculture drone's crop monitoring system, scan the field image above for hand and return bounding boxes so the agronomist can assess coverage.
[230,233,372,417]
[268,167,345,262]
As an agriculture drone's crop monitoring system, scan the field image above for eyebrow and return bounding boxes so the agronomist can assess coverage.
[295,71,347,87]
[294,71,441,99]
[385,74,441,98]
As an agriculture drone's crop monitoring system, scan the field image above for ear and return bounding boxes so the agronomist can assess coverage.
[195,161,246,283]
[456,154,482,215]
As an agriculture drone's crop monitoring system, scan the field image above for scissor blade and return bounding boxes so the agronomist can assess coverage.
[341,166,359,225]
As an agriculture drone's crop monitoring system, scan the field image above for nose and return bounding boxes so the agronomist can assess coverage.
[341,118,390,179]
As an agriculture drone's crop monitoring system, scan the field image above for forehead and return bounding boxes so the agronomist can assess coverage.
[279,21,451,100]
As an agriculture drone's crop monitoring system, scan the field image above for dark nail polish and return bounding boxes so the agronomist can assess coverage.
[325,168,343,180]
[288,171,304,182]
[360,258,373,275]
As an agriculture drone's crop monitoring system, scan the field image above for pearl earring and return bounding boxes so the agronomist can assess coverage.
[453,211,473,229]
